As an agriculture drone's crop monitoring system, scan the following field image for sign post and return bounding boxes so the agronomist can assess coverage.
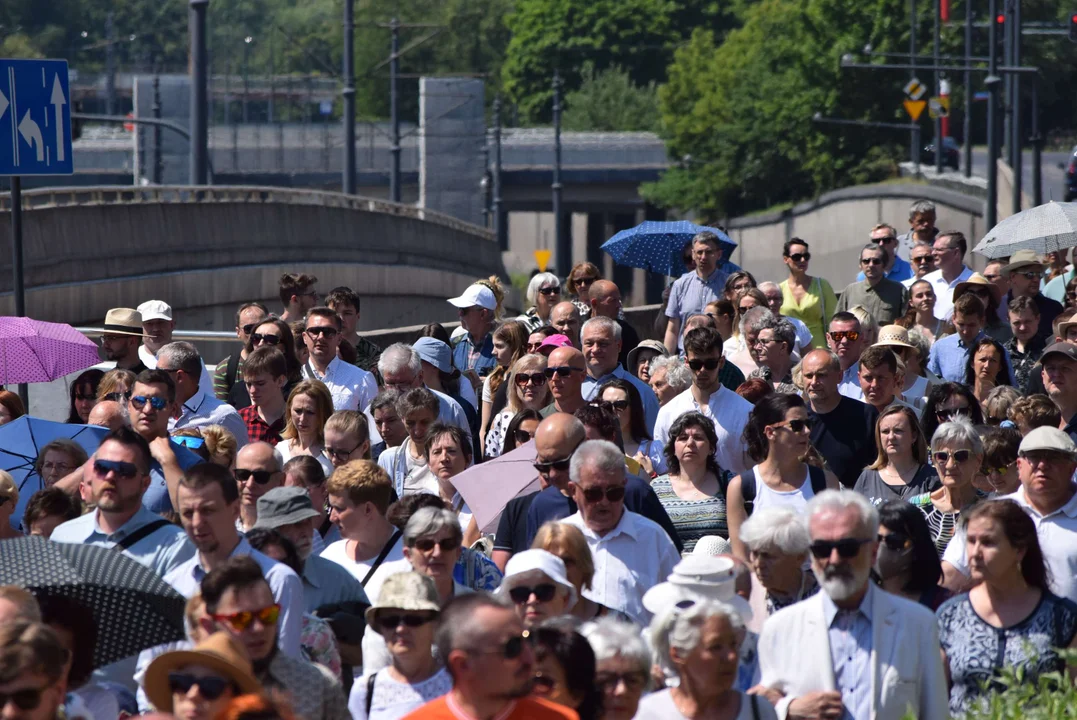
[1,58,74,407]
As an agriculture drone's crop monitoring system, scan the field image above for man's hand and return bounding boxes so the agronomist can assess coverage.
[149,436,176,465]
[788,691,844,720]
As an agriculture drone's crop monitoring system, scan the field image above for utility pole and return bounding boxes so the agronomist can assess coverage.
[152,74,163,184]
[1031,79,1041,206]
[389,17,401,203]
[189,0,209,185]
[910,0,918,165]
[934,0,942,174]
[242,36,252,124]
[963,0,973,177]
[105,13,116,116]
[1003,5,1013,168]
[552,70,566,276]
[1011,0,1023,211]
[493,95,504,249]
[986,0,1000,229]
[342,0,356,194]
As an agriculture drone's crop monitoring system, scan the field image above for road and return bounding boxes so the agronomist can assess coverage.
[968,147,1072,202]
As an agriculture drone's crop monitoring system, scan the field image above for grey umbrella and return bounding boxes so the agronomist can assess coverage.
[0,536,187,668]
[973,202,1077,260]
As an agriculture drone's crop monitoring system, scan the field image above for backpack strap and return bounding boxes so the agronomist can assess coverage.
[114,519,172,551]
[807,465,828,495]
[739,471,757,517]
[365,672,376,716]
[225,352,242,394]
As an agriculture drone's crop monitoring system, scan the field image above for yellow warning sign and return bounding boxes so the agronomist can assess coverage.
[534,249,552,272]
[903,99,926,122]
[928,97,950,119]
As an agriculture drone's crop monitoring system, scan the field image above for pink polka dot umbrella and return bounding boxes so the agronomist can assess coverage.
[0,317,101,384]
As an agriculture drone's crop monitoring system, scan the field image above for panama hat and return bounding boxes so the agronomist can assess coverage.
[143,632,261,712]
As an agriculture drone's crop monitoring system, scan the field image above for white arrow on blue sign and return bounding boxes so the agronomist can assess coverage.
[0,58,73,176]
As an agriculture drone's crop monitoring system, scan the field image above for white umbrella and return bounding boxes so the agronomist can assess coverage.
[973,202,1077,259]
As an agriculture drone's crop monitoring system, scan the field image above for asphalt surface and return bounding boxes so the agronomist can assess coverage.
[969,147,1072,201]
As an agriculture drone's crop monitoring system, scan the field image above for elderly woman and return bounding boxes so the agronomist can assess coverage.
[744,315,797,394]
[533,521,628,622]
[644,601,778,719]
[853,406,939,505]
[496,549,577,628]
[518,272,563,332]
[484,354,550,459]
[739,506,817,633]
[649,356,693,406]
[911,418,983,557]
[421,424,474,537]
[34,439,88,490]
[580,618,651,720]
[277,380,336,476]
[348,572,451,720]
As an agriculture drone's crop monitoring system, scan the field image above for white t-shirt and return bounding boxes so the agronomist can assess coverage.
[347,666,453,720]
[278,440,335,479]
[637,690,777,720]
[319,535,405,600]
[751,465,816,514]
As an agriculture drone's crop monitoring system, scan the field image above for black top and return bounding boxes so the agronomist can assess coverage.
[617,319,642,371]
[493,492,538,554]
[808,395,879,489]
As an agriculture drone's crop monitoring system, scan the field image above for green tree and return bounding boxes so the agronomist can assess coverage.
[562,63,660,131]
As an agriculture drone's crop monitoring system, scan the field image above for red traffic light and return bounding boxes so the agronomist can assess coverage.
[996,13,1006,23]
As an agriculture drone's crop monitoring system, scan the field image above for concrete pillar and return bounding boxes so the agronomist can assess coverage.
[419,77,485,224]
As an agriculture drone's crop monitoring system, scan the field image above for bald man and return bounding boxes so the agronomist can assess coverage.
[235,442,283,532]
[589,280,641,370]
[543,346,588,416]
[550,301,582,348]
[87,400,127,431]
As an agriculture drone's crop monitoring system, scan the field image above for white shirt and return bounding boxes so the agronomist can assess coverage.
[169,387,250,446]
[302,357,377,412]
[751,465,816,513]
[319,533,406,602]
[1005,486,1077,603]
[837,362,864,401]
[922,265,973,320]
[562,509,681,625]
[651,385,753,475]
[277,440,334,478]
[139,345,215,394]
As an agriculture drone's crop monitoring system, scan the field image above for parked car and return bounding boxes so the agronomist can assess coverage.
[1063,145,1077,202]
[922,137,961,171]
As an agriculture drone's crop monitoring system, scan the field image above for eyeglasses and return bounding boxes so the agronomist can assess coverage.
[544,366,584,379]
[527,342,544,353]
[932,449,973,466]
[787,252,811,262]
[413,536,462,553]
[911,255,935,265]
[596,672,648,692]
[211,604,281,632]
[935,407,970,422]
[827,330,860,343]
[103,391,131,403]
[592,399,629,412]
[860,257,884,266]
[751,336,778,348]
[808,537,872,559]
[0,686,49,711]
[513,429,535,445]
[306,326,338,338]
[251,332,281,345]
[533,457,572,474]
[376,613,435,631]
[93,459,140,479]
[325,444,361,460]
[574,277,597,287]
[174,436,206,450]
[235,468,278,484]
[130,395,168,411]
[770,418,813,434]
[473,633,530,660]
[168,673,232,701]
[514,372,547,387]
[872,236,897,244]
[508,583,558,604]
[1018,271,1043,280]
[580,485,626,503]
[878,532,911,551]
[686,358,720,371]
[538,286,561,296]
[982,461,1016,475]
[42,461,72,474]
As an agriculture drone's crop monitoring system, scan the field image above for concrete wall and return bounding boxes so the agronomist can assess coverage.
[419,78,485,225]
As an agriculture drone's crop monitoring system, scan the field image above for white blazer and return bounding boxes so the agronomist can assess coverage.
[757,587,949,720]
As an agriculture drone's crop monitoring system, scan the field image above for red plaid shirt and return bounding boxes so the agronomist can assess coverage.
[238,405,286,445]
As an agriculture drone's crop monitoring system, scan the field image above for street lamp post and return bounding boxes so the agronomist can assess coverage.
[552,70,565,277]
[986,0,1000,230]
[342,0,356,195]
[189,0,209,185]
[390,17,401,203]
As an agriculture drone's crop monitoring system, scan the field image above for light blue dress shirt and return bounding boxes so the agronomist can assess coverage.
[582,365,660,430]
[837,362,863,401]
[822,583,875,720]
[927,331,1016,384]
[855,255,914,283]
[301,554,369,613]
[142,439,208,515]
[50,505,195,579]
[163,537,304,658]
[666,268,731,351]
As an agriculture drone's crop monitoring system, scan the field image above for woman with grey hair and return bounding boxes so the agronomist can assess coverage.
[739,506,817,632]
[910,418,983,557]
[580,618,651,720]
[745,316,798,394]
[518,271,563,332]
[642,601,778,719]
[649,355,693,406]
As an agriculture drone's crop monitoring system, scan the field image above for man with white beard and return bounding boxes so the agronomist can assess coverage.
[753,491,948,720]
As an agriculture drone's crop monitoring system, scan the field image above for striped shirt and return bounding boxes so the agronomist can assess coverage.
[650,474,728,553]
[666,268,730,350]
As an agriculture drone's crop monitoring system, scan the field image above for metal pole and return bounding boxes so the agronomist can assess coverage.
[482,134,491,227]
[934,0,943,174]
[342,0,356,194]
[1011,0,1022,210]
[552,70,566,276]
[242,40,250,124]
[1031,79,1041,206]
[1003,5,1013,168]
[493,94,504,249]
[9,177,27,409]
[986,0,1000,230]
[963,0,972,177]
[189,0,209,185]
[105,13,116,116]
[910,0,918,165]
[390,17,401,203]
[152,74,162,184]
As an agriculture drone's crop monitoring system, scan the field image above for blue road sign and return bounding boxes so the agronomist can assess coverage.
[0,58,73,176]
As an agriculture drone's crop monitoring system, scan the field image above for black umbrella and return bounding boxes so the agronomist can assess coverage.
[0,537,187,668]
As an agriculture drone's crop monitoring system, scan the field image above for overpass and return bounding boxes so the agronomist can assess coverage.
[0,185,507,360]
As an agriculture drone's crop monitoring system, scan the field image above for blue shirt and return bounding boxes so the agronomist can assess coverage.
[855,255,914,283]
[452,331,497,377]
[301,554,369,613]
[582,365,660,430]
[666,268,730,350]
[142,440,207,514]
[823,583,875,720]
[50,504,196,580]
[927,331,1016,384]
[163,537,305,658]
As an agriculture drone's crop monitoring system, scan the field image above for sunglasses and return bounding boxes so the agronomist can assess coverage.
[860,257,884,266]
[935,407,970,422]
[526,342,544,353]
[211,604,281,632]
[574,277,597,287]
[413,536,462,553]
[513,429,535,445]
[93,459,140,479]
[514,372,547,387]
[252,332,281,345]
[1019,271,1043,280]
[306,326,338,338]
[580,485,626,503]
[131,395,168,411]
[872,236,897,244]
[376,613,435,631]
[533,457,572,474]
[738,305,754,313]
[168,673,232,701]
[174,436,206,450]
[808,537,872,559]
[687,358,720,371]
[103,391,131,403]
[235,468,278,484]
[878,532,910,551]
[325,444,361,460]
[538,287,561,296]
[787,252,811,262]
[982,461,1016,475]
[933,449,973,466]
[241,323,260,335]
[911,256,935,265]
[0,687,48,711]
[771,418,813,433]
[487,633,530,660]
[596,672,647,692]
[508,583,558,604]
[592,399,629,412]
[544,366,584,379]
[828,330,860,343]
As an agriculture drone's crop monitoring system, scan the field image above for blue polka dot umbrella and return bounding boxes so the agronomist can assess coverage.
[600,221,737,277]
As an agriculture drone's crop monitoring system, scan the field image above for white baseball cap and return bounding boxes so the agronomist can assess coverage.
[447,284,497,311]
[137,300,173,322]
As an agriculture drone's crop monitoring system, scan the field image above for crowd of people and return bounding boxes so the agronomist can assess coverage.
[3,200,1077,720]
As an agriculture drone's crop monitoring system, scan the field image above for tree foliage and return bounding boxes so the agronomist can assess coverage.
[562,63,660,132]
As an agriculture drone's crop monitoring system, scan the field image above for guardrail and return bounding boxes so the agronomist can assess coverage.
[77,327,236,342]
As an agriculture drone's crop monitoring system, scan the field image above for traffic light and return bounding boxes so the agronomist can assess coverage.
[1069,12,1077,42]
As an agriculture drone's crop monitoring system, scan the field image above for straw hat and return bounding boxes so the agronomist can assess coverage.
[874,325,914,349]
[143,632,261,712]
[102,308,145,337]
[952,273,1001,305]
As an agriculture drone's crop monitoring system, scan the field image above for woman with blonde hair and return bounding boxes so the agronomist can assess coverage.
[484,354,550,458]
[199,425,239,468]
[480,320,528,447]
[96,368,136,403]
[533,521,630,622]
[848,304,879,347]
[278,380,335,476]
[853,405,939,506]
[0,471,19,539]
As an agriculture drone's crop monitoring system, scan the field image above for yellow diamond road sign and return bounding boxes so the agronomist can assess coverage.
[903,99,927,122]
[928,97,950,119]
[534,249,552,272]
[903,78,927,101]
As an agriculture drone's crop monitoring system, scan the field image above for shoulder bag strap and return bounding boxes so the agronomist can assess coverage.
[225,352,242,393]
[807,464,827,494]
[740,471,757,517]
[815,276,828,325]
[114,519,172,551]
[750,694,761,720]
[361,530,403,587]
[365,671,376,716]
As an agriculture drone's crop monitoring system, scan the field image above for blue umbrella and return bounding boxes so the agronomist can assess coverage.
[600,220,737,277]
